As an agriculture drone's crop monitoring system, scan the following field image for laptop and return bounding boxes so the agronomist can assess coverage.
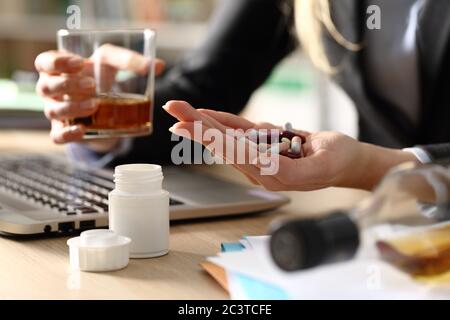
[0,154,289,236]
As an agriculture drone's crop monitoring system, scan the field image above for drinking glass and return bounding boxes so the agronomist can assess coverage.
[57,29,156,139]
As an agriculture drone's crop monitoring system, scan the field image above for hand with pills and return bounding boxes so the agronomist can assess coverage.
[164,101,419,191]
[248,123,305,159]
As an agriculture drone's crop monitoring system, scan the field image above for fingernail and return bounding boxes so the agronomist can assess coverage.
[79,77,95,89]
[80,100,94,109]
[162,104,169,110]
[67,56,83,68]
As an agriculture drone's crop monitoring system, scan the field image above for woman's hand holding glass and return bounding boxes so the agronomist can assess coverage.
[35,45,165,151]
[163,101,419,191]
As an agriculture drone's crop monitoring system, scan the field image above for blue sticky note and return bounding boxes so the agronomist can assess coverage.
[220,240,290,299]
[232,273,290,300]
[221,242,245,252]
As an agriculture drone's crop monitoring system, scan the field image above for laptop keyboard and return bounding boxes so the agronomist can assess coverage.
[0,156,184,216]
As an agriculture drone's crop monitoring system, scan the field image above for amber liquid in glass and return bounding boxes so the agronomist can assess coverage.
[70,93,152,137]
[377,224,450,279]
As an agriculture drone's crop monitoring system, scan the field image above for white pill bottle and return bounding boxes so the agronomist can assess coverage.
[109,164,169,258]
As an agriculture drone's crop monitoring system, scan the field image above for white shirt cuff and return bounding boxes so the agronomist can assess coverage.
[65,138,133,168]
[402,147,433,164]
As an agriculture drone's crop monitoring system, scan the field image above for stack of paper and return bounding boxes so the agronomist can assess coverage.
[202,227,450,300]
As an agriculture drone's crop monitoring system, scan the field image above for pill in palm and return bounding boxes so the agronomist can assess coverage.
[280,130,297,141]
[281,137,291,144]
[291,136,302,155]
[284,122,293,132]
[267,141,290,154]
[247,127,305,159]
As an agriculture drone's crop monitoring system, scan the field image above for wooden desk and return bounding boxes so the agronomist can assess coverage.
[0,130,370,299]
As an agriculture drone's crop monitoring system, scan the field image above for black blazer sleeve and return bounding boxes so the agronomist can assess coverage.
[104,0,297,167]
[420,143,450,163]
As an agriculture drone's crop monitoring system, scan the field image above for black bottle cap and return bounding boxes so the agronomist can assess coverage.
[269,211,360,271]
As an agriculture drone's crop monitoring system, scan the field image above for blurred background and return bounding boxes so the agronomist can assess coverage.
[0,0,357,137]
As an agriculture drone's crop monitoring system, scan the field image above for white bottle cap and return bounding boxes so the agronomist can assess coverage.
[67,230,131,272]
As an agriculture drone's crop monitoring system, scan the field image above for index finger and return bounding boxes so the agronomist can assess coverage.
[163,100,215,127]
[35,51,84,74]
[169,121,260,167]
[197,109,256,130]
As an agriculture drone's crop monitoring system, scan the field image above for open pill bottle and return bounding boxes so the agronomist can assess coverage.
[109,164,170,258]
